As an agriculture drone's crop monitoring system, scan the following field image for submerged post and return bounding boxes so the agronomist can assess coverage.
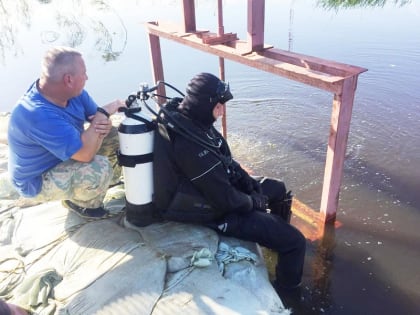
[320,76,359,222]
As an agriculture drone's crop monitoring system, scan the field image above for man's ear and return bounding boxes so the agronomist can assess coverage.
[63,73,72,87]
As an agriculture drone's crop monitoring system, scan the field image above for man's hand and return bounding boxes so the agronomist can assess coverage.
[102,99,126,115]
[90,99,125,137]
[88,114,112,138]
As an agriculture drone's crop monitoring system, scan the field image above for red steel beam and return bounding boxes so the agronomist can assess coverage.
[146,1,367,227]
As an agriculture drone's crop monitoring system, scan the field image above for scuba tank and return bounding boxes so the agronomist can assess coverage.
[117,85,158,227]
[117,80,246,227]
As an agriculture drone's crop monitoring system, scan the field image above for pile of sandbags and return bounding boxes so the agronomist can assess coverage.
[0,112,289,315]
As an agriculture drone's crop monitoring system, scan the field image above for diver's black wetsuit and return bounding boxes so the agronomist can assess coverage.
[153,103,306,288]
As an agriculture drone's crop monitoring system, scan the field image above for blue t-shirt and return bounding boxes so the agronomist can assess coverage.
[7,80,98,197]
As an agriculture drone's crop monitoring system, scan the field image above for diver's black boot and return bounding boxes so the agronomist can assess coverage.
[272,282,303,312]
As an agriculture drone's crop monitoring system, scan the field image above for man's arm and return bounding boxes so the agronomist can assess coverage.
[92,99,126,136]
[71,100,125,162]
[71,114,107,162]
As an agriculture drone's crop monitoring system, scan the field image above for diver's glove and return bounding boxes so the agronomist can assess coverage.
[251,179,262,194]
[232,162,262,194]
[251,192,269,212]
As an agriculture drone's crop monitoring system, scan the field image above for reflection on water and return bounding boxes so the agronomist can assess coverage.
[317,0,412,9]
[1,0,412,64]
[0,0,127,64]
[0,1,30,63]
[305,224,336,313]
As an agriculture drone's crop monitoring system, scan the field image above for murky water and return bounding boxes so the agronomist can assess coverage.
[1,0,419,314]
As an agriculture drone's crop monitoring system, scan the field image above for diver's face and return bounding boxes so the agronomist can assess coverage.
[212,102,225,120]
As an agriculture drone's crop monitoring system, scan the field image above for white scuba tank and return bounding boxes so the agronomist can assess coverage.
[117,96,157,226]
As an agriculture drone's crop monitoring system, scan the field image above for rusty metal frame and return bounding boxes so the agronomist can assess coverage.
[145,0,367,228]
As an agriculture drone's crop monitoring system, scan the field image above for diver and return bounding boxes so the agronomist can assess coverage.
[147,72,306,308]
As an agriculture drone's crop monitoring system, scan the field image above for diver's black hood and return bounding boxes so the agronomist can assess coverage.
[178,73,232,129]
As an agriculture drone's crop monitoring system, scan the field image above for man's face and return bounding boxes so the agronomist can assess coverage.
[69,56,88,96]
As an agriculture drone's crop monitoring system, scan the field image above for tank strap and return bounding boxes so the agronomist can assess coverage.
[117,150,153,167]
[157,107,232,171]
[120,107,156,130]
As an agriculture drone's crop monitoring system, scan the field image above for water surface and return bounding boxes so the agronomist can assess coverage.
[1,0,419,314]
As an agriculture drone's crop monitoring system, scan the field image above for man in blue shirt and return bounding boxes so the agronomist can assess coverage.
[8,46,125,218]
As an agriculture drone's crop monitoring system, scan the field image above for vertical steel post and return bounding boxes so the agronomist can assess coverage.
[217,0,224,36]
[247,0,265,52]
[217,0,227,138]
[182,0,196,33]
[320,76,359,222]
[148,33,166,104]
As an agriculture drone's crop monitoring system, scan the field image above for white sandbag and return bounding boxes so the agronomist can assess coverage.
[124,220,219,273]
[1,122,289,315]
[0,112,10,145]
[153,262,286,315]
[29,220,143,299]
[7,202,85,266]
[56,245,166,315]
[218,237,288,314]
[0,143,19,200]
[58,245,165,315]
[20,219,166,314]
[0,247,25,299]
[9,268,62,314]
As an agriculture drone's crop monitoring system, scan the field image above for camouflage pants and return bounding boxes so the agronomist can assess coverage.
[32,126,121,208]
